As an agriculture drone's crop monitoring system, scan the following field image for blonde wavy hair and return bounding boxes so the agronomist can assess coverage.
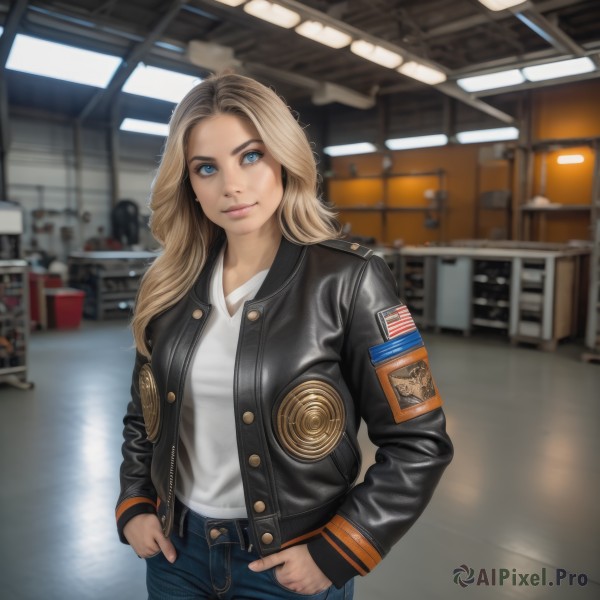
[132,73,339,357]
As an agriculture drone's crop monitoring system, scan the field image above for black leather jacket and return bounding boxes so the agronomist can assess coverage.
[116,237,453,588]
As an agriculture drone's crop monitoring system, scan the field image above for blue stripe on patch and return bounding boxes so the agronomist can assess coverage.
[369,330,424,365]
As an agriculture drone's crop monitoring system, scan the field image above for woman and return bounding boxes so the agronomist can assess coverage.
[116,73,453,599]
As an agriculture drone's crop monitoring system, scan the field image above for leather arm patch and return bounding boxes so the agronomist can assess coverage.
[375,346,442,423]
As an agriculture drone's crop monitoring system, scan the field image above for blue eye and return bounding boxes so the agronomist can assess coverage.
[198,164,216,176]
[242,151,262,164]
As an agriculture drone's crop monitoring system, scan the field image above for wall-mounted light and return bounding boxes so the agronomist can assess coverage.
[350,40,403,69]
[6,34,121,88]
[522,57,595,82]
[456,127,519,144]
[243,0,301,29]
[457,69,524,92]
[398,61,447,85]
[122,64,201,103]
[385,134,448,150]
[120,118,169,137]
[557,154,585,165]
[323,142,377,157]
[295,21,352,49]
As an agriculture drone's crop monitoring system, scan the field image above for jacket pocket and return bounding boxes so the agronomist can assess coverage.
[330,433,360,486]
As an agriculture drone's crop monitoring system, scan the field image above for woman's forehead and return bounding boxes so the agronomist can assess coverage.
[186,114,262,155]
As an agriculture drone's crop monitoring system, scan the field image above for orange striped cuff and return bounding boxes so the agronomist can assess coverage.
[116,496,156,521]
[322,515,382,575]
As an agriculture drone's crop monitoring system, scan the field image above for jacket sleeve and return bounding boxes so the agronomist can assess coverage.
[307,255,454,587]
[115,350,158,544]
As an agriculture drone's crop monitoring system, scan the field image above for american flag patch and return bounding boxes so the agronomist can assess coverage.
[377,304,416,341]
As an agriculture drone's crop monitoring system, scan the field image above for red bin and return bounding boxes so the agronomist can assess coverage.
[45,288,85,329]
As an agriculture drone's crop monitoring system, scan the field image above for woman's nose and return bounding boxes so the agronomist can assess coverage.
[221,166,243,197]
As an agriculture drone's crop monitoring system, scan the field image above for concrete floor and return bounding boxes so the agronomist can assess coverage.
[0,321,598,600]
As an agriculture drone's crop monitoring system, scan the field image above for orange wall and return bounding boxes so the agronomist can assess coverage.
[325,80,600,245]
[478,160,512,240]
[532,80,600,139]
[327,145,480,245]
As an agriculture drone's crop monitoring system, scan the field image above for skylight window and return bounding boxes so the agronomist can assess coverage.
[120,118,169,137]
[122,64,202,104]
[6,34,121,88]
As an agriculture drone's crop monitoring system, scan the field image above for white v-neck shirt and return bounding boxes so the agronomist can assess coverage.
[176,249,269,518]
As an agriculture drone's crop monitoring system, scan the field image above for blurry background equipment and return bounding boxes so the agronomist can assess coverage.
[0,201,23,260]
[111,200,140,248]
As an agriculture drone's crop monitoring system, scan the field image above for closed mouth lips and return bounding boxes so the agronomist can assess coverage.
[224,203,256,212]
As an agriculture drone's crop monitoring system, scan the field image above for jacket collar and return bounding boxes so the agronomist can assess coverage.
[192,232,305,304]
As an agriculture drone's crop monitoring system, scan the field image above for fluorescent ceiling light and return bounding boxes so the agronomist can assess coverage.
[122,64,201,104]
[350,40,403,69]
[0,26,3,36]
[120,118,169,137]
[385,134,448,150]
[6,34,121,88]
[323,143,377,157]
[557,154,584,165]
[243,0,301,29]
[295,21,352,49]
[477,0,527,10]
[457,69,524,92]
[212,0,246,6]
[457,127,519,144]
[523,57,595,82]
[398,61,447,85]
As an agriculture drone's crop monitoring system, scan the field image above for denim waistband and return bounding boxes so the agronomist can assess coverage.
[174,497,255,552]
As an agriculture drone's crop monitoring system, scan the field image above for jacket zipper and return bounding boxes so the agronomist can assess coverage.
[163,443,176,534]
[162,305,212,536]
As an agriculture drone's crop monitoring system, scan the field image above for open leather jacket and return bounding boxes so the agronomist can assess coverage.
[116,236,453,588]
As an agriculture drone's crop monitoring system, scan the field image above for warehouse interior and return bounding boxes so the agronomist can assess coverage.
[0,0,599,599]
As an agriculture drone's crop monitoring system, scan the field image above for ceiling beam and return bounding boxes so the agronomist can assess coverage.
[0,0,29,68]
[77,0,186,123]
[513,7,585,56]
[240,0,516,122]
[0,0,29,199]
[423,0,585,38]
[435,82,515,124]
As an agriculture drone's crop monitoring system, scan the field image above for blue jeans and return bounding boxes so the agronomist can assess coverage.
[146,499,355,599]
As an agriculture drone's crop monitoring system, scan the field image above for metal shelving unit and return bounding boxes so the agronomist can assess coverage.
[0,260,33,389]
[398,254,437,329]
[68,251,156,320]
[471,259,513,332]
[584,219,600,359]
[328,169,448,243]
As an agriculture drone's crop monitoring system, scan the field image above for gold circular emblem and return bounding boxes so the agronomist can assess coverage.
[139,363,160,442]
[276,381,345,461]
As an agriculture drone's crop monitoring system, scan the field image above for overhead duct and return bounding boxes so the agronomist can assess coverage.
[195,52,378,110]
[187,40,242,72]
[312,82,376,110]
